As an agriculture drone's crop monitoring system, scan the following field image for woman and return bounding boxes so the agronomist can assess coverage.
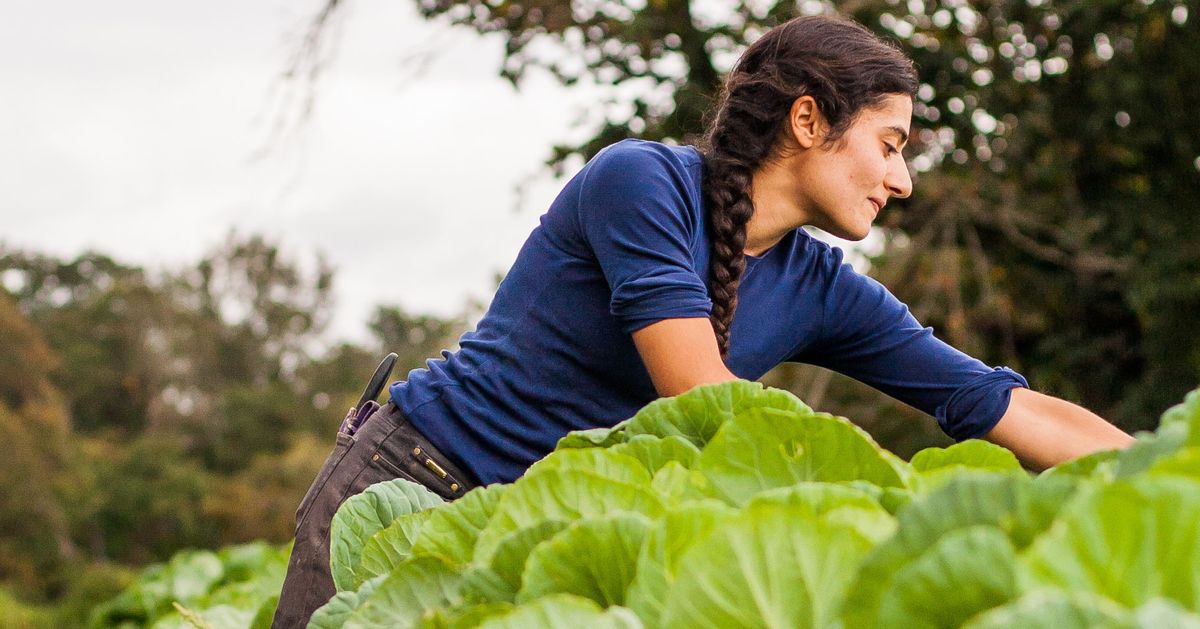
[273,14,1133,627]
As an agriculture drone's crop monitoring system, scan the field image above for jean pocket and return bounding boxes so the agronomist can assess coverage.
[376,441,467,501]
[409,446,469,500]
[369,452,424,488]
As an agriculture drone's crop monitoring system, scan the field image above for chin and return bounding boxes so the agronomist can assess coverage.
[829,225,872,241]
[849,227,872,241]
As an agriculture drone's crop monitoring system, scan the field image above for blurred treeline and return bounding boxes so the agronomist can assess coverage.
[3,0,1200,622]
[0,234,472,624]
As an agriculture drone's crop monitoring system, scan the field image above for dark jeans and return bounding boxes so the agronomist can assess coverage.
[272,402,478,628]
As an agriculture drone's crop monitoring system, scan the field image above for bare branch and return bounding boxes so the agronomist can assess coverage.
[959,212,996,306]
[250,0,350,162]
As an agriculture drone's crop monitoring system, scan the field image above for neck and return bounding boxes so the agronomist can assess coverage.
[745,155,809,256]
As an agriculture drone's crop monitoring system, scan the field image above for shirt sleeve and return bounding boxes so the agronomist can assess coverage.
[576,142,713,334]
[796,245,1029,440]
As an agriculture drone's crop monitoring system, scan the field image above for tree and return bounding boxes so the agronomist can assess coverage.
[165,232,336,470]
[75,435,217,564]
[0,236,372,605]
[173,231,334,390]
[1,233,339,465]
[865,0,1200,429]
[0,250,168,434]
[0,293,78,595]
[369,304,468,372]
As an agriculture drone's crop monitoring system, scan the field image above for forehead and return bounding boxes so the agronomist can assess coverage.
[851,94,913,132]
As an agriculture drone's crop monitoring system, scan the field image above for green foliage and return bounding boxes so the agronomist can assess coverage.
[368,305,467,371]
[203,432,334,547]
[330,480,445,592]
[0,586,54,629]
[81,381,1200,626]
[517,515,650,606]
[473,594,642,629]
[0,290,59,411]
[744,484,897,544]
[607,435,701,476]
[409,484,509,569]
[697,406,906,504]
[87,542,288,629]
[623,500,735,627]
[908,440,1026,490]
[555,380,810,451]
[9,2,1200,617]
[338,555,466,629]
[0,232,339,454]
[873,0,1200,433]
[962,590,1196,629]
[0,395,76,594]
[127,381,1184,629]
[308,577,385,629]
[1022,477,1200,610]
[910,440,1023,474]
[0,234,470,616]
[79,436,218,564]
[0,250,163,434]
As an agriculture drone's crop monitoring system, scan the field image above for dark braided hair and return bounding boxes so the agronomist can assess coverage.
[700,15,918,357]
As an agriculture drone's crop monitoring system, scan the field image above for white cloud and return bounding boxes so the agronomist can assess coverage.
[0,0,595,346]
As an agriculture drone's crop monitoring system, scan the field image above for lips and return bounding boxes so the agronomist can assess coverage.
[869,198,885,214]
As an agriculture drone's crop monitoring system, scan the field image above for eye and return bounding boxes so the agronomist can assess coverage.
[884,142,899,156]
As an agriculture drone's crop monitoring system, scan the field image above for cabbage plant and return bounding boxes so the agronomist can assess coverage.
[94,382,1200,628]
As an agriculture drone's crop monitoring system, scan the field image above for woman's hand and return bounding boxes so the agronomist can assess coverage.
[984,387,1135,471]
[631,317,741,397]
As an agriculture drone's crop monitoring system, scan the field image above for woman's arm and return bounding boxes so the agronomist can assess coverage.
[632,319,1136,472]
[631,318,740,397]
[984,387,1135,471]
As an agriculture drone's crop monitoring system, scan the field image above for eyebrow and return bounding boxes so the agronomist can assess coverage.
[885,125,909,147]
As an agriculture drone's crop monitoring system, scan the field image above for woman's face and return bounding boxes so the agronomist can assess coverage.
[795,94,914,240]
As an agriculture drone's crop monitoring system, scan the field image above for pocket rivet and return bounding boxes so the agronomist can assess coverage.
[371,454,379,462]
[450,483,459,492]
[413,447,422,455]
[424,458,449,478]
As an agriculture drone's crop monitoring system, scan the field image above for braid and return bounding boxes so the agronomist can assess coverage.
[701,67,791,358]
[703,154,755,358]
[697,15,918,361]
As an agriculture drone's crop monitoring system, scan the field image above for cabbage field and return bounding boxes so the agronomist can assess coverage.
[90,381,1200,628]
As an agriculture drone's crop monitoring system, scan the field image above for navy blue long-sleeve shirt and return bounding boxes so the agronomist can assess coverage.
[391,139,1027,484]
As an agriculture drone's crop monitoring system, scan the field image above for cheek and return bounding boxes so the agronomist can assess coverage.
[853,151,887,188]
[842,152,879,191]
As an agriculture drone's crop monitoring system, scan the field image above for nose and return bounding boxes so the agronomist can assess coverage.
[885,158,913,199]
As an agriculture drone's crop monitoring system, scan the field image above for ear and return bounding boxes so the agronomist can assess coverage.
[788,95,825,149]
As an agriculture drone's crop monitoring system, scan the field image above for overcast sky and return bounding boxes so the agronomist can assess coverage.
[0,0,609,345]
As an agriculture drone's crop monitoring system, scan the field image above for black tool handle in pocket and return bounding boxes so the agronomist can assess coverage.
[357,352,398,410]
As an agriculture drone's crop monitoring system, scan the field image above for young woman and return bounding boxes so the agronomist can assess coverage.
[273,14,1134,627]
